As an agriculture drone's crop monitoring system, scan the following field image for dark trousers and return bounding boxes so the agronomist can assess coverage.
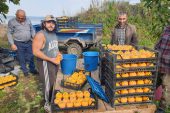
[36,58,59,103]
[14,40,36,74]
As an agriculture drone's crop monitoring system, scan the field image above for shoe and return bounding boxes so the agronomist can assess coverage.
[24,72,29,77]
[30,70,39,75]
[44,102,52,113]
[156,108,165,113]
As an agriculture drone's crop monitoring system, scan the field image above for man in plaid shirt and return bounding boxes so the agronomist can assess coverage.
[155,25,170,110]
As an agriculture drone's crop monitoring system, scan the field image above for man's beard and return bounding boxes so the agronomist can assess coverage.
[44,27,56,33]
[119,22,127,28]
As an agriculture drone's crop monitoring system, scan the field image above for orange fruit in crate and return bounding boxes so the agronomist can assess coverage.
[54,98,61,104]
[82,100,89,107]
[70,97,76,103]
[131,63,138,67]
[69,92,76,98]
[144,79,152,84]
[76,91,84,98]
[120,89,128,94]
[66,102,73,108]
[138,63,147,67]
[137,72,145,76]
[143,87,151,93]
[129,72,137,77]
[128,97,135,103]
[129,80,136,86]
[116,74,121,78]
[123,64,130,68]
[135,96,143,102]
[77,98,83,102]
[128,88,136,94]
[63,98,69,103]
[74,100,81,107]
[121,73,129,78]
[121,81,129,86]
[136,88,143,93]
[142,96,150,101]
[88,98,95,105]
[116,82,120,86]
[63,92,69,99]
[137,80,144,85]
[116,65,122,68]
[114,99,119,104]
[120,97,128,103]
[58,101,66,108]
[83,91,90,98]
[56,92,63,99]
[84,97,90,102]
[145,71,152,76]
[115,90,120,95]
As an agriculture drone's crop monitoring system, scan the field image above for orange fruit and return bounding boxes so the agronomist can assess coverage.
[120,89,128,94]
[120,97,128,103]
[56,92,62,99]
[129,80,136,86]
[81,100,89,107]
[121,73,129,78]
[128,88,136,94]
[137,80,144,85]
[129,72,137,77]
[136,88,143,93]
[144,79,152,84]
[58,101,66,108]
[128,97,135,103]
[143,87,151,93]
[135,96,142,102]
[66,102,73,108]
[83,91,90,98]
[121,81,129,86]
[142,96,149,101]
[130,63,138,67]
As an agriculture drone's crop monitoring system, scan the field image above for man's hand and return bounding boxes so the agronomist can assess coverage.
[50,58,61,65]
[11,44,17,51]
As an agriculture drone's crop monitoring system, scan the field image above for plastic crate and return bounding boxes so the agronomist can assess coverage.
[104,81,154,107]
[60,79,87,90]
[99,56,107,85]
[51,90,98,112]
[0,64,14,74]
[60,70,89,90]
[0,75,18,90]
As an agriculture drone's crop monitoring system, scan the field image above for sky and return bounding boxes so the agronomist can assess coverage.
[6,0,140,17]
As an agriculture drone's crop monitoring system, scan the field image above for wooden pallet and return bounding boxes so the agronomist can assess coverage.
[53,59,157,113]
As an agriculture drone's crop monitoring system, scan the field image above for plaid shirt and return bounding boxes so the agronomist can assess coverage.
[155,25,170,74]
[115,28,126,45]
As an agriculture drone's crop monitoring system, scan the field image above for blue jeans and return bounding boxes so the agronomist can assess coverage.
[14,40,36,74]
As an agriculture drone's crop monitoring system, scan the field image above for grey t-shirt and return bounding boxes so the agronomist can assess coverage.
[40,30,59,58]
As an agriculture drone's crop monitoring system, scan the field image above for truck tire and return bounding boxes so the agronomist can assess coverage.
[67,43,82,57]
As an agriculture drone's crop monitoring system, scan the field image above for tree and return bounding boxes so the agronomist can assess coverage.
[142,0,170,37]
[0,0,20,22]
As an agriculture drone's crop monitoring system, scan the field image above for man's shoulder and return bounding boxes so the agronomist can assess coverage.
[127,23,136,31]
[127,23,136,28]
[8,18,16,23]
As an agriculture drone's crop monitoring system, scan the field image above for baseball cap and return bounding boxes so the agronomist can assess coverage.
[44,15,56,22]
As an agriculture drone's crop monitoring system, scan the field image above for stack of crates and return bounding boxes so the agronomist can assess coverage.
[0,47,17,74]
[56,16,78,28]
[100,44,159,107]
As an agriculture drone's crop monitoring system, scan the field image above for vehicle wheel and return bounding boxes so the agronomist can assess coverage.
[67,43,82,57]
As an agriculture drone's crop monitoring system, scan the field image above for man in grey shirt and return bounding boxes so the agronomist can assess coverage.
[7,9,38,76]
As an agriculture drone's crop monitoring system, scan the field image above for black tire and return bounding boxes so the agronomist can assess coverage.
[67,43,82,57]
